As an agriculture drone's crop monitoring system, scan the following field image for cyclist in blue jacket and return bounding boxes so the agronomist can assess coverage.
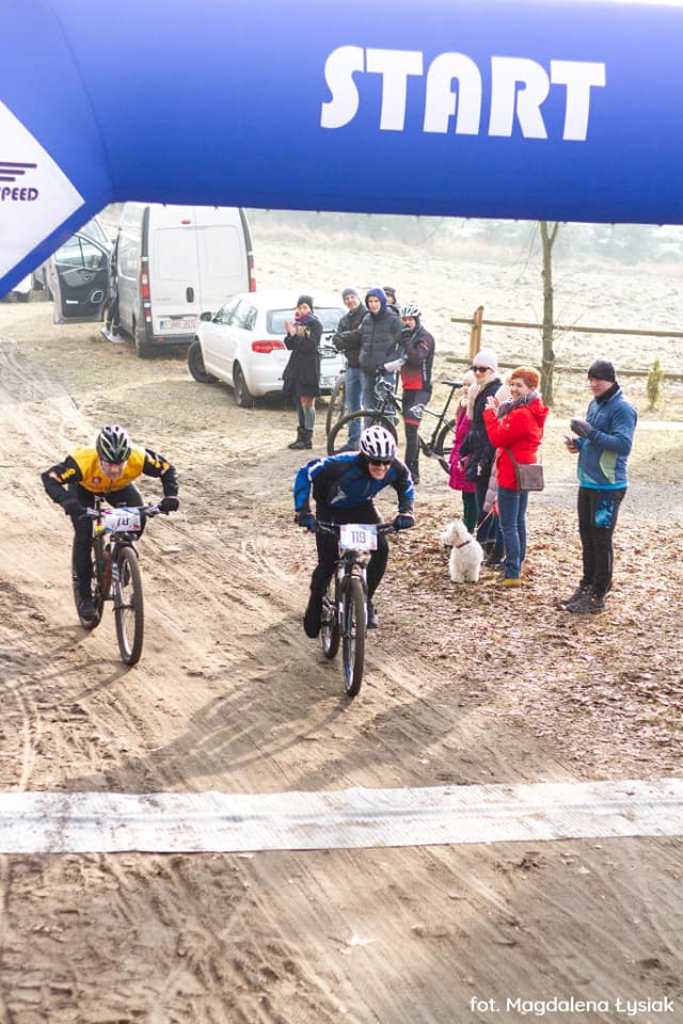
[294,425,415,636]
[562,359,637,614]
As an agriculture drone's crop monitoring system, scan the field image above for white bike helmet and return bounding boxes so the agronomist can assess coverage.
[360,424,396,463]
[96,424,132,464]
[399,303,421,319]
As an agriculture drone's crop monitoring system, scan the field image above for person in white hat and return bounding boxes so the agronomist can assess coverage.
[459,348,503,553]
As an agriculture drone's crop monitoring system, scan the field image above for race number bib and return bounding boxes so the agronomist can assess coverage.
[104,507,142,534]
[339,523,377,551]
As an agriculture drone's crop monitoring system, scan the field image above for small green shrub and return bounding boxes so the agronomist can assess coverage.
[646,358,664,411]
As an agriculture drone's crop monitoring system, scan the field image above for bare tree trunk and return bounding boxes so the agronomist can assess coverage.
[539,221,560,406]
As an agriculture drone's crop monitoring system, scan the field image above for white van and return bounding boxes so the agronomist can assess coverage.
[46,205,254,357]
[114,204,254,356]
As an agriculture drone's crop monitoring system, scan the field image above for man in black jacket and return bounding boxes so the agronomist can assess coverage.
[358,288,403,418]
[398,303,435,484]
[332,287,366,449]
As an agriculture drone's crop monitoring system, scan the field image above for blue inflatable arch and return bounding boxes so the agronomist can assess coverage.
[2,0,683,294]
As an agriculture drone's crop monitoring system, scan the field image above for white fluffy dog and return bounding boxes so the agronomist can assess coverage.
[441,518,484,583]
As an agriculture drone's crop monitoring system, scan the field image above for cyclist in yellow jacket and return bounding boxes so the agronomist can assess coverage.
[41,424,179,622]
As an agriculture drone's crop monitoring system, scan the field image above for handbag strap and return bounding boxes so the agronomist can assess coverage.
[503,445,542,466]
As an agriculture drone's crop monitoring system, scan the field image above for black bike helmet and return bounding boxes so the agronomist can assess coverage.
[96,424,132,464]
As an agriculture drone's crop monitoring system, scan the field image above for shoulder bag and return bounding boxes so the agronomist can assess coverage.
[505,447,545,492]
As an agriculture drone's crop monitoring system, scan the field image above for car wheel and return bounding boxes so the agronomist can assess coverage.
[134,317,152,358]
[233,363,254,407]
[188,339,214,383]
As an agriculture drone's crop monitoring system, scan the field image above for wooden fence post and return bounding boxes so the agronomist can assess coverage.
[469,305,484,361]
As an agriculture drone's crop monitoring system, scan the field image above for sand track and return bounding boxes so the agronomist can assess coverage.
[0,309,680,1023]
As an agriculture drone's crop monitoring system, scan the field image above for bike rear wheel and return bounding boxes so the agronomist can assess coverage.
[328,411,397,455]
[433,417,456,471]
[114,546,144,665]
[325,376,346,438]
[341,576,366,698]
[320,579,340,660]
[71,535,105,630]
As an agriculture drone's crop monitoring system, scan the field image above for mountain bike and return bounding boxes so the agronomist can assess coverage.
[326,376,463,470]
[316,521,396,698]
[72,497,164,665]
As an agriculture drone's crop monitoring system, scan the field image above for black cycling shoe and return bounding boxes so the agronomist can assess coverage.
[366,602,378,629]
[303,593,323,638]
[78,597,97,623]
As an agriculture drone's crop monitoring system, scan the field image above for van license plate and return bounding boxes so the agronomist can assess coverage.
[160,317,196,331]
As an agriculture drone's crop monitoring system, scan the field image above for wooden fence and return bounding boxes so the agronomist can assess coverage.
[451,306,683,381]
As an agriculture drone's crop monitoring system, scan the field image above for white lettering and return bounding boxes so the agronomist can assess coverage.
[489,57,550,138]
[366,48,423,131]
[320,46,606,142]
[423,52,482,134]
[321,46,365,129]
[551,59,606,140]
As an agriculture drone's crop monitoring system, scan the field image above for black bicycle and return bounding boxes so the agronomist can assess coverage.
[316,520,396,698]
[72,497,164,665]
[326,376,463,471]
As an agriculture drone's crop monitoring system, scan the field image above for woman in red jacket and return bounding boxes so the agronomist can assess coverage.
[483,367,548,586]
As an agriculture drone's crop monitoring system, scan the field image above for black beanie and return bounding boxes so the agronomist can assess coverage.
[297,294,314,309]
[341,288,359,301]
[587,359,616,382]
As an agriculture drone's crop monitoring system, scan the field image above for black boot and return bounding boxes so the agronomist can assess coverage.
[288,427,305,450]
[302,428,313,449]
[303,590,323,637]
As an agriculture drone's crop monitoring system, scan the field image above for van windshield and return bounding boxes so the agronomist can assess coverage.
[268,307,344,335]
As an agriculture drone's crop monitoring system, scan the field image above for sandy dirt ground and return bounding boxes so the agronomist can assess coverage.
[0,278,682,1023]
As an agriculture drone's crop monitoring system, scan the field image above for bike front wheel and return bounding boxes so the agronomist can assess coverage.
[114,546,144,666]
[71,535,105,630]
[327,411,397,455]
[341,576,366,698]
[320,579,340,660]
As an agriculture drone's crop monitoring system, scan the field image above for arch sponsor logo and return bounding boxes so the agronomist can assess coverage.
[321,47,606,142]
[0,161,39,202]
[0,101,83,285]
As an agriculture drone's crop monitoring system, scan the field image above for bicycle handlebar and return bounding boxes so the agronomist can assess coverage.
[79,503,165,522]
[316,521,398,537]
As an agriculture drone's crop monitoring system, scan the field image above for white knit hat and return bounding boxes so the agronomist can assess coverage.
[474,347,498,372]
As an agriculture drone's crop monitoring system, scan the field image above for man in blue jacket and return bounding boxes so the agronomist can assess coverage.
[561,359,637,614]
[294,425,415,636]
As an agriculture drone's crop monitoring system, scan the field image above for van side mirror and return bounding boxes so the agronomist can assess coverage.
[199,311,213,322]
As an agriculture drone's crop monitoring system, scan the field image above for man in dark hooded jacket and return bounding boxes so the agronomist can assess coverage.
[358,287,403,415]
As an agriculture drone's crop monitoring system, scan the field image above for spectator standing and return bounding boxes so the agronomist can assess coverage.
[459,348,502,551]
[483,367,548,585]
[283,295,323,450]
[561,359,637,614]
[332,288,366,450]
[398,303,435,484]
[383,286,400,317]
[448,369,477,532]
[358,288,403,416]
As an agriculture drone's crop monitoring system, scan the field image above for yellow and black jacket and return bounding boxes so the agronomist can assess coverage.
[41,446,178,504]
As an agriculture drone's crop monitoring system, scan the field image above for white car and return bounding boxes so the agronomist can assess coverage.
[187,289,347,405]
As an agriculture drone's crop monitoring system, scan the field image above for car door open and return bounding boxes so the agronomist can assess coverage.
[46,234,111,324]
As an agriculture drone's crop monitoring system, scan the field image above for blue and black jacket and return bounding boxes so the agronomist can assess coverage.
[576,385,637,490]
[294,452,415,516]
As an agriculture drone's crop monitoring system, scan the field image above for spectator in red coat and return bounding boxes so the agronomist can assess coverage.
[448,369,477,531]
[483,366,548,586]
